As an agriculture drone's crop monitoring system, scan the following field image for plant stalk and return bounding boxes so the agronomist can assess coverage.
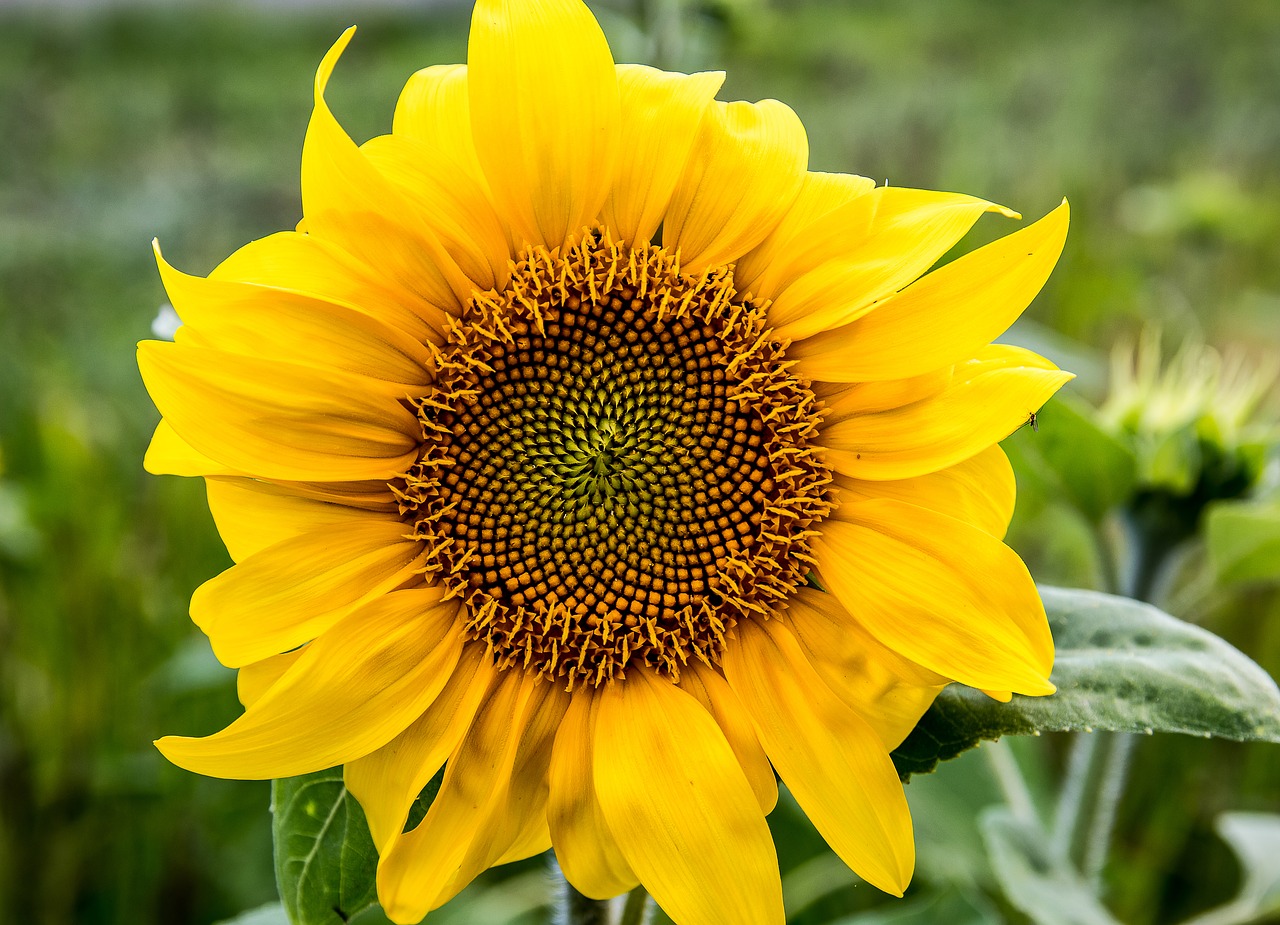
[555,869,612,925]
[984,739,1040,825]
[619,885,651,925]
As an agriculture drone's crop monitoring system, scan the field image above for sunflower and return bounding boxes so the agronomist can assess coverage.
[138,1,1072,922]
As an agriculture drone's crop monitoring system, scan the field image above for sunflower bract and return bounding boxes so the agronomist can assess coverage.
[138,2,1072,923]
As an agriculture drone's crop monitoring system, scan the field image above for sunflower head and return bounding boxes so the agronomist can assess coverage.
[138,2,1071,923]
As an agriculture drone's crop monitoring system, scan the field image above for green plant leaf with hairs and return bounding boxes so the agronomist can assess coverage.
[891,587,1280,779]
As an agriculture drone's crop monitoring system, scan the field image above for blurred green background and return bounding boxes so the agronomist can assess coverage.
[1,0,1278,923]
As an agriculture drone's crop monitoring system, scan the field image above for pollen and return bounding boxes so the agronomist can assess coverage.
[398,229,833,688]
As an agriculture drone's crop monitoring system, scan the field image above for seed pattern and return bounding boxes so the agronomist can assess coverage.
[398,230,833,687]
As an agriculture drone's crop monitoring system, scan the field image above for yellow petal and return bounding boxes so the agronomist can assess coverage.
[376,671,542,923]
[468,0,619,248]
[346,644,496,852]
[205,477,393,563]
[819,345,1073,479]
[137,341,421,482]
[156,243,434,396]
[236,649,305,709]
[156,589,463,779]
[209,231,448,347]
[303,29,476,310]
[734,171,876,295]
[393,65,490,194]
[789,201,1069,381]
[832,445,1016,539]
[722,619,915,895]
[662,98,808,273]
[602,64,724,246]
[549,693,638,900]
[819,367,953,425]
[678,662,778,814]
[762,187,1018,342]
[144,420,240,477]
[361,133,511,292]
[813,499,1055,694]
[594,667,784,925]
[783,589,945,750]
[433,682,570,907]
[190,521,425,668]
[252,479,400,514]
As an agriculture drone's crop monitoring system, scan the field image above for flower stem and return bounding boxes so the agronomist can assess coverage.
[553,863,612,925]
[1050,731,1100,861]
[558,885,611,925]
[1081,731,1136,889]
[984,739,1039,825]
[619,886,651,925]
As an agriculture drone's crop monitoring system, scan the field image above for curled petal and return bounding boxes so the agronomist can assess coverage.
[157,589,463,779]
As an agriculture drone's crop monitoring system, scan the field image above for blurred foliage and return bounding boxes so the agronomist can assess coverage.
[1,0,1279,923]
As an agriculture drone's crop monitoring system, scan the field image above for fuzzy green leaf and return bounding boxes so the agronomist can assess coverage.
[891,587,1280,779]
[980,808,1122,925]
[272,769,380,925]
[1206,500,1280,585]
[1178,813,1280,925]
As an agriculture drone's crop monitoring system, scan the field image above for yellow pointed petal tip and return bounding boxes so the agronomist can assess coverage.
[317,27,357,103]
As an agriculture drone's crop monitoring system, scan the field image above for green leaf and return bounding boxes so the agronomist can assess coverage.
[980,808,1122,925]
[1217,813,1280,914]
[1178,813,1280,925]
[891,586,1280,778]
[1206,500,1280,585]
[213,904,291,925]
[1004,391,1137,522]
[272,768,380,925]
[827,886,1000,925]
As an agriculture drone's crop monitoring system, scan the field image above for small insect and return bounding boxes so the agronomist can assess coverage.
[1027,411,1039,432]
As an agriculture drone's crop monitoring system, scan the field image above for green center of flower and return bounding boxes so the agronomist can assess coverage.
[399,230,833,687]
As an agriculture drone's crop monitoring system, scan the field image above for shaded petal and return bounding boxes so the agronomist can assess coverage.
[663,98,808,273]
[832,445,1016,539]
[303,30,476,309]
[818,367,953,425]
[261,479,400,513]
[377,671,542,923]
[594,667,784,925]
[361,133,512,292]
[757,187,1018,341]
[190,521,425,667]
[782,589,945,750]
[812,499,1055,694]
[722,619,914,895]
[549,692,638,900]
[205,477,395,563]
[209,231,448,346]
[157,243,434,396]
[137,342,421,482]
[734,171,876,294]
[789,201,1070,381]
[156,589,463,779]
[678,662,777,814]
[346,644,495,852]
[819,345,1073,479]
[236,649,305,709]
[468,0,619,248]
[433,683,570,906]
[602,64,724,246]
